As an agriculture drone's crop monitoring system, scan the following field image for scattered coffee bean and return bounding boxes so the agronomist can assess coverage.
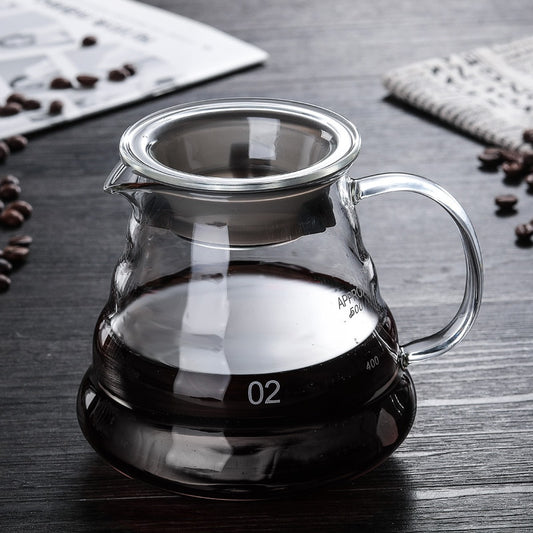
[0,182,21,201]
[123,63,136,76]
[502,160,524,180]
[8,234,32,247]
[76,74,99,88]
[515,223,533,241]
[49,100,63,115]
[22,98,41,110]
[6,93,26,105]
[1,174,20,186]
[2,244,29,265]
[4,135,28,152]
[50,77,73,89]
[108,68,128,82]
[0,134,32,295]
[0,258,12,275]
[523,129,533,145]
[81,35,98,47]
[0,208,24,227]
[0,273,10,292]
[495,194,518,210]
[525,174,533,192]
[522,151,533,170]
[478,147,502,168]
[476,129,533,247]
[500,149,523,164]
[0,141,10,163]
[0,102,22,116]
[7,200,32,218]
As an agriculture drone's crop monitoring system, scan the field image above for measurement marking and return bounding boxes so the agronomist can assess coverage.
[248,379,281,405]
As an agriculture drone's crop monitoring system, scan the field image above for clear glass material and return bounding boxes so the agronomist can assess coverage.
[77,99,483,499]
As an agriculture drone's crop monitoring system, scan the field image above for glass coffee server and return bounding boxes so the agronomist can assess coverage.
[78,98,483,499]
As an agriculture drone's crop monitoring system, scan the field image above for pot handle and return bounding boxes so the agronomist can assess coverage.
[352,172,483,365]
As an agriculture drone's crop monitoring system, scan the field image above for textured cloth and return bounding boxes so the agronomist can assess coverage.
[383,36,533,151]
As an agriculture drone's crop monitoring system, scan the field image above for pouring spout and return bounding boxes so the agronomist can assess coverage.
[103,163,133,194]
[104,163,161,194]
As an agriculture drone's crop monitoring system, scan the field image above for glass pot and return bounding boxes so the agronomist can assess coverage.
[77,98,483,499]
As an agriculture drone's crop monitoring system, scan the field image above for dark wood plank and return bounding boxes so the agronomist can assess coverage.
[1,0,532,531]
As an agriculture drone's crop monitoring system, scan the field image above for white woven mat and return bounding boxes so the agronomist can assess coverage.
[383,36,533,151]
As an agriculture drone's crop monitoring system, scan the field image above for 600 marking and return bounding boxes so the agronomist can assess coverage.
[248,380,281,405]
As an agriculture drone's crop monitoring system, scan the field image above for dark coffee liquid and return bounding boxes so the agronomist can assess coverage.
[80,263,416,498]
[94,263,400,421]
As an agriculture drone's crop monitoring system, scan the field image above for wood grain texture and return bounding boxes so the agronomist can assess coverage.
[1,1,532,531]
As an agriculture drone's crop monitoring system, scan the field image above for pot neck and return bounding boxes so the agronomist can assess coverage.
[106,165,344,246]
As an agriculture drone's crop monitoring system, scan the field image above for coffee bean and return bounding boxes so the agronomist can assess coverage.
[49,100,63,115]
[4,135,27,152]
[7,200,32,218]
[522,129,533,144]
[0,208,24,227]
[515,223,533,241]
[76,74,99,88]
[0,258,12,275]
[2,245,29,264]
[0,182,21,201]
[108,68,128,82]
[81,35,98,47]
[50,77,73,89]
[123,63,136,76]
[0,141,10,162]
[522,151,533,172]
[8,234,32,247]
[0,102,22,116]
[525,174,533,191]
[500,149,522,163]
[6,93,26,105]
[22,98,41,110]
[0,273,10,292]
[502,160,524,180]
[1,174,20,186]
[478,147,502,168]
[0,199,4,211]
[495,194,518,210]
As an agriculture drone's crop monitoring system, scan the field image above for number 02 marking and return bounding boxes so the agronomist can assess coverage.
[248,380,281,405]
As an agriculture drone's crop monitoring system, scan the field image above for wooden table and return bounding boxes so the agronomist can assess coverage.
[2,1,532,531]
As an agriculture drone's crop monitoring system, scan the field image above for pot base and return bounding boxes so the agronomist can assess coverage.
[77,368,416,500]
